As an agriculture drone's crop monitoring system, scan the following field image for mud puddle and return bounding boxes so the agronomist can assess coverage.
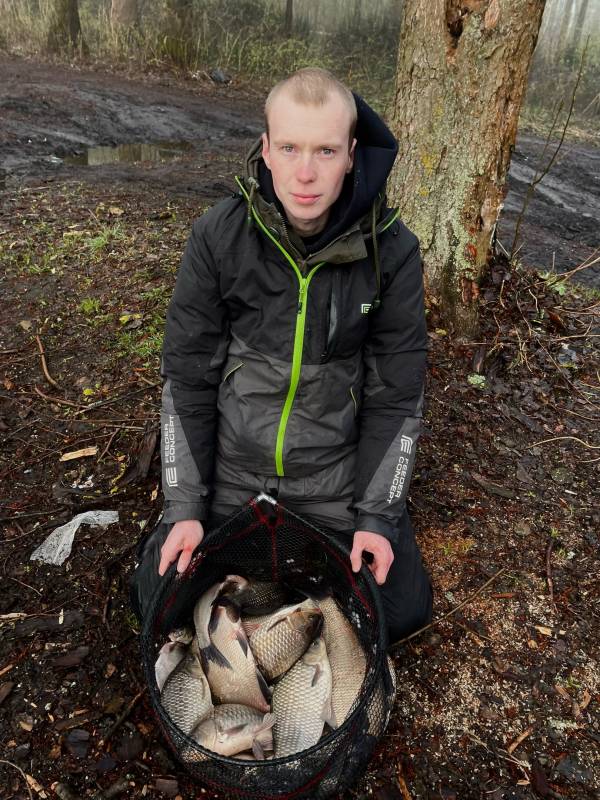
[0,52,598,286]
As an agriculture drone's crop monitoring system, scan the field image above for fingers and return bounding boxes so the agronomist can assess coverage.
[177,547,193,574]
[158,547,173,577]
[350,542,363,573]
[370,556,387,585]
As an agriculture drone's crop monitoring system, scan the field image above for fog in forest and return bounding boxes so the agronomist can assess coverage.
[1,0,598,133]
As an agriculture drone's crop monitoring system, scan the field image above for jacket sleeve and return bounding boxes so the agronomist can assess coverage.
[351,230,428,543]
[160,214,230,525]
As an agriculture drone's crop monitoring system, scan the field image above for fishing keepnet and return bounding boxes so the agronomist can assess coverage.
[140,494,396,799]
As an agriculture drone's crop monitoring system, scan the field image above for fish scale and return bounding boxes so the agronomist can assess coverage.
[318,595,367,726]
[272,637,333,757]
[243,599,322,681]
[160,645,213,735]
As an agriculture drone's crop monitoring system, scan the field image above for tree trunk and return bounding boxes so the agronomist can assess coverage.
[388,0,546,335]
[110,0,139,28]
[285,0,293,34]
[47,0,87,54]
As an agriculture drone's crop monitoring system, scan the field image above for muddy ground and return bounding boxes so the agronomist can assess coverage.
[0,53,598,287]
[0,52,599,800]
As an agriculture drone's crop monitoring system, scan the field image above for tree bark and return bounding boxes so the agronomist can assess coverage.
[285,0,293,35]
[388,0,546,335]
[47,0,87,54]
[110,0,140,29]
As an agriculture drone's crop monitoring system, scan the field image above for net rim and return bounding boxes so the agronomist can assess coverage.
[140,495,389,769]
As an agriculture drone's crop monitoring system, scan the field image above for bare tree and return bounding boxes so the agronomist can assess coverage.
[388,0,546,334]
[285,0,293,35]
[47,0,87,54]
[110,0,140,29]
[565,0,590,66]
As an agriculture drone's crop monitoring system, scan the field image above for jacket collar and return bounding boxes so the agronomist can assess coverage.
[239,138,388,267]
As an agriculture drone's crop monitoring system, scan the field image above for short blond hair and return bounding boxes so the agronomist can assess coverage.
[265,67,357,143]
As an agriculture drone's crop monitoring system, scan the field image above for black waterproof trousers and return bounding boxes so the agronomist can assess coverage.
[206,505,433,646]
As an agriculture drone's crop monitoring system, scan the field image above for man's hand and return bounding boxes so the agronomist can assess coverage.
[350,530,394,585]
[158,519,204,576]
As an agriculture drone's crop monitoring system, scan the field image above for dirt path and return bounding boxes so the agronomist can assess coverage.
[1,52,598,287]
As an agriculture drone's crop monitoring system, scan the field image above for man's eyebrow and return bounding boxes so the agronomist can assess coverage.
[271,138,345,148]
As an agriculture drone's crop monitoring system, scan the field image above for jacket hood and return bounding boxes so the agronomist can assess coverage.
[242,92,399,257]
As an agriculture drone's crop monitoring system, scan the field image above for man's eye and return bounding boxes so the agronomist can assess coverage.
[282,145,294,153]
[322,148,334,155]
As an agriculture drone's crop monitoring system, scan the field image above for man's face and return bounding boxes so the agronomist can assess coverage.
[261,91,356,238]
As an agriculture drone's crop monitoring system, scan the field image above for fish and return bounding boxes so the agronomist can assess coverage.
[160,639,213,735]
[317,594,367,726]
[155,640,187,691]
[236,580,293,616]
[193,575,248,654]
[204,597,271,712]
[168,625,194,644]
[192,704,275,759]
[271,636,334,757]
[242,599,323,681]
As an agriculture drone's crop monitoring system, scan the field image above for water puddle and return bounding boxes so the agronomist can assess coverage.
[63,139,196,166]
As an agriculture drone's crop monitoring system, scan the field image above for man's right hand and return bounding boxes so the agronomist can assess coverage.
[158,519,204,576]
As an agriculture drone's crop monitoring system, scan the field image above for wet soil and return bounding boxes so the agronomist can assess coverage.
[0,52,599,800]
[0,52,598,287]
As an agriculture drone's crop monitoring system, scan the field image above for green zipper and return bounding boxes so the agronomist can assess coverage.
[235,176,325,476]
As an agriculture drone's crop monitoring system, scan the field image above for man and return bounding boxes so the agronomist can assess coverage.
[156,68,432,642]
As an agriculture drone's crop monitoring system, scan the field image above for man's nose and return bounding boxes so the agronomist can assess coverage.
[296,155,316,183]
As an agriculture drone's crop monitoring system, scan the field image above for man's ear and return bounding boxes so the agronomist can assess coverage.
[346,137,357,173]
[261,132,271,169]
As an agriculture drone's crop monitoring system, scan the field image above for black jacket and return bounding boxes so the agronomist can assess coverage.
[160,95,428,542]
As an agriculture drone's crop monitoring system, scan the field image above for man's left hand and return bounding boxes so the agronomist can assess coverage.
[350,530,394,585]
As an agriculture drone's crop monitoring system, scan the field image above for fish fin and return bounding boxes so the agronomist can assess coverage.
[256,668,272,705]
[311,664,322,687]
[235,629,249,657]
[322,695,338,729]
[252,739,265,760]
[199,643,231,672]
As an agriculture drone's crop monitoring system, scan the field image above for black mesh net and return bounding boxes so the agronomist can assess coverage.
[140,494,396,799]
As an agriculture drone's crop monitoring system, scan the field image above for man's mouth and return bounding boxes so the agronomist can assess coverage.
[291,193,320,205]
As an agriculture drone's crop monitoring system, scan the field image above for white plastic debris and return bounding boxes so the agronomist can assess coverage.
[30,510,119,566]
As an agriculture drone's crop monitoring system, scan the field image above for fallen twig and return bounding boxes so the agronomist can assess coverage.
[35,334,60,389]
[73,383,160,416]
[34,385,81,408]
[0,760,34,800]
[396,763,413,800]
[546,536,556,609]
[527,435,600,450]
[98,689,145,748]
[507,725,535,754]
[388,568,507,651]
